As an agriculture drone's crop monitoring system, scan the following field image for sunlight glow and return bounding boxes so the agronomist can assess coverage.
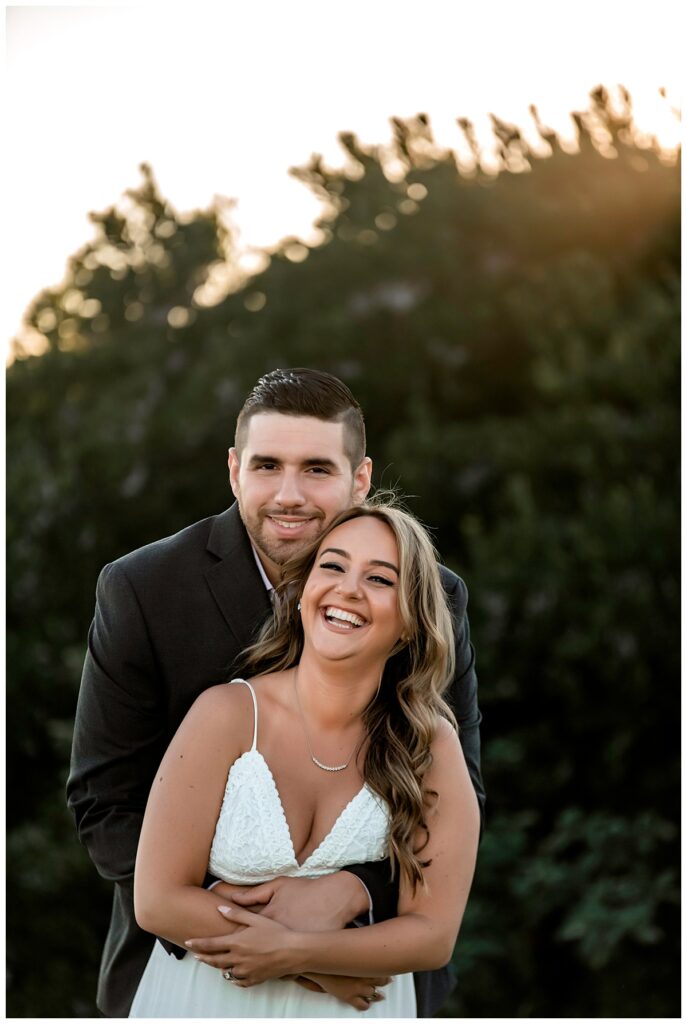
[6,2,682,360]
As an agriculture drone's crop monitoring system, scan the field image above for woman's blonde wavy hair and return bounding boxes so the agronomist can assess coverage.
[241,495,457,892]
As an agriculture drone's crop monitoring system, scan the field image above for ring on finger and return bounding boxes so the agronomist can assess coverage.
[222,967,238,983]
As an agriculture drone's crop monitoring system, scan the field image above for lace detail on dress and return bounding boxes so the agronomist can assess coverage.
[207,681,390,884]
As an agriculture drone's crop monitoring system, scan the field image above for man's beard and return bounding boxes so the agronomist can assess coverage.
[238,505,326,569]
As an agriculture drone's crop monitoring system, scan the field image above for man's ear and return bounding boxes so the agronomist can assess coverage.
[352,457,373,504]
[228,448,241,499]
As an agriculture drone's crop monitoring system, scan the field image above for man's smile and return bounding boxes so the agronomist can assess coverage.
[265,514,319,536]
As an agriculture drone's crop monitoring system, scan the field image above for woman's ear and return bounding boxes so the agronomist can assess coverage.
[390,635,409,656]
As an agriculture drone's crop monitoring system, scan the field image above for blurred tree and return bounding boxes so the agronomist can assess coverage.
[6,87,679,1016]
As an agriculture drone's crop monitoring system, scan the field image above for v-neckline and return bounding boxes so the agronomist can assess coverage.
[241,749,368,869]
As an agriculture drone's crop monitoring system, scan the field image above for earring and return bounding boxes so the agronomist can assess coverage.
[297,601,301,611]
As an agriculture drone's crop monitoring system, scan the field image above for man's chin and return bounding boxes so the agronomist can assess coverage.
[252,528,317,568]
[239,508,315,558]
[258,536,312,566]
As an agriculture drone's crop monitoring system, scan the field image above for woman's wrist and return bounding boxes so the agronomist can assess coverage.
[284,929,312,975]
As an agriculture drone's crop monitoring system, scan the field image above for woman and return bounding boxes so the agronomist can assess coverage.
[130,503,480,1017]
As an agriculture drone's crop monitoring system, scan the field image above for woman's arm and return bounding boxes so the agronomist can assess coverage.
[133,683,253,945]
[135,684,388,1010]
[190,719,480,981]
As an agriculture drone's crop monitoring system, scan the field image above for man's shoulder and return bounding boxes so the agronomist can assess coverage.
[438,563,469,618]
[438,562,466,596]
[103,506,242,583]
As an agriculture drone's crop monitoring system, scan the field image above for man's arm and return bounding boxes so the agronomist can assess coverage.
[442,570,486,831]
[67,560,166,883]
[69,566,377,1012]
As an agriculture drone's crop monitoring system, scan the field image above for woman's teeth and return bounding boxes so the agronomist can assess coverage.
[324,607,365,628]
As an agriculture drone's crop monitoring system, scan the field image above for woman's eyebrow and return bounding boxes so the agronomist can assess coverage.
[370,560,399,575]
[319,547,349,559]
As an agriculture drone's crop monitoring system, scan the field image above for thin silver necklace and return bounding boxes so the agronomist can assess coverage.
[293,670,361,773]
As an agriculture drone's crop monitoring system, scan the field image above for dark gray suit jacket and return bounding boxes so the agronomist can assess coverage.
[67,503,484,1017]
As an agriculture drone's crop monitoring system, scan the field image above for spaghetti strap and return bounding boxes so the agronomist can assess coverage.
[228,678,258,751]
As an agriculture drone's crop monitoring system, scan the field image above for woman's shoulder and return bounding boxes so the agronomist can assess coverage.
[184,680,258,744]
[429,716,462,763]
[190,679,253,711]
[425,716,476,810]
[187,674,291,729]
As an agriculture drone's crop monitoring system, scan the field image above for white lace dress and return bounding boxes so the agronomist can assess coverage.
[129,680,416,1017]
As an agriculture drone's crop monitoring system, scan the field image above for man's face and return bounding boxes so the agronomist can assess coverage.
[228,413,372,584]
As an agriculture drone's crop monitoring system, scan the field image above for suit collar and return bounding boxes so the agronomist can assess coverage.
[204,503,272,649]
[206,503,248,559]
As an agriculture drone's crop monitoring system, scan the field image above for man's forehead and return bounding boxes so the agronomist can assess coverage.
[243,412,347,457]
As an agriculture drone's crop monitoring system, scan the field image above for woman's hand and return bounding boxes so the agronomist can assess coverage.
[188,903,390,1008]
[186,904,298,985]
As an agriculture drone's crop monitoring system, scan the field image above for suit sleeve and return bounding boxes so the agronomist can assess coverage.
[444,572,486,831]
[342,571,485,923]
[66,560,167,884]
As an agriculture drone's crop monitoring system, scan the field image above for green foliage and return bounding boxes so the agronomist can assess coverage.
[7,87,679,1016]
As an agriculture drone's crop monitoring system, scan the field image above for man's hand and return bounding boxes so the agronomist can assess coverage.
[294,972,390,1012]
[228,873,370,932]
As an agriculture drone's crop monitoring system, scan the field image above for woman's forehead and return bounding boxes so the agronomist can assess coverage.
[317,516,398,559]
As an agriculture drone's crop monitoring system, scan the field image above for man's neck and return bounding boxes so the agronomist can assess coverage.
[250,545,277,590]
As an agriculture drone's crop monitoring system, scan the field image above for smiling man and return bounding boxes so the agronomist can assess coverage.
[228,410,371,585]
[67,367,484,1018]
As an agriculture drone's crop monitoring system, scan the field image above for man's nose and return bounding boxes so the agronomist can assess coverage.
[273,471,306,507]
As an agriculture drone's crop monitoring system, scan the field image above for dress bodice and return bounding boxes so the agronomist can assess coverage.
[208,680,390,884]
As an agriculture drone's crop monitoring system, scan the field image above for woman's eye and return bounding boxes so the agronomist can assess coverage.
[369,574,394,586]
[320,561,344,572]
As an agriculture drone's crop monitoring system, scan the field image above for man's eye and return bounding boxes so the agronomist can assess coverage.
[307,466,330,475]
[320,561,344,572]
[256,463,277,471]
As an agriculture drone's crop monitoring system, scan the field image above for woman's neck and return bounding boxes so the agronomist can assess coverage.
[292,649,384,731]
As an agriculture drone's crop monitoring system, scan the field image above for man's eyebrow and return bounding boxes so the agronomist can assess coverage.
[301,457,339,469]
[247,455,339,469]
[247,454,281,466]
[319,548,400,575]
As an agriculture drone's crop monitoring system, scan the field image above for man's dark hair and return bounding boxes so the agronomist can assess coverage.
[235,368,366,468]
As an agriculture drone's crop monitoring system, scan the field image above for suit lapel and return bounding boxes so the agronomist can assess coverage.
[204,504,273,649]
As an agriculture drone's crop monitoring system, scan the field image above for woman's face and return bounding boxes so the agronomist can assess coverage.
[300,516,404,667]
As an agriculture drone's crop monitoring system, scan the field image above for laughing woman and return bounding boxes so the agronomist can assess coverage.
[130,503,480,1017]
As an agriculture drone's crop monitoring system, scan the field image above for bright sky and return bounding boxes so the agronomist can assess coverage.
[5,1,682,356]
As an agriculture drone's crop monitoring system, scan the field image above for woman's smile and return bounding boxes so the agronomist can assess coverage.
[320,605,368,630]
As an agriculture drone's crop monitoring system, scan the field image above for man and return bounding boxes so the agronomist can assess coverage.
[68,367,485,1017]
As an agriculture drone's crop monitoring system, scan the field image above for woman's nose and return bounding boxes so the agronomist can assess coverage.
[335,573,363,599]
